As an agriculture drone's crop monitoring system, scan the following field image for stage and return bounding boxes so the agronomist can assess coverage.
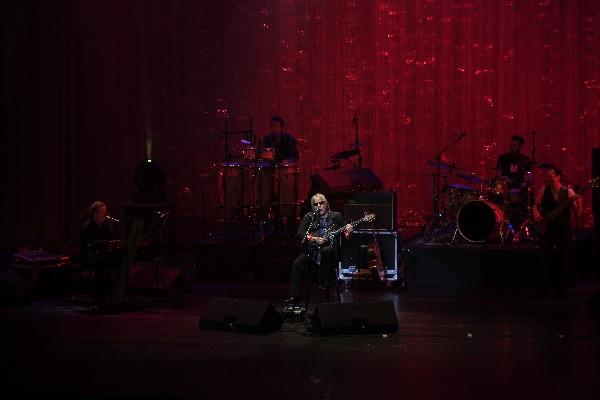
[2,276,600,399]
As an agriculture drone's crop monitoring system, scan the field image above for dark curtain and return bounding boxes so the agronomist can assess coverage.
[2,1,76,250]
[2,0,599,250]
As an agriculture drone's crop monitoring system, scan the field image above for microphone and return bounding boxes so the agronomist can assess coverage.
[312,208,320,218]
[106,215,120,223]
[153,210,170,218]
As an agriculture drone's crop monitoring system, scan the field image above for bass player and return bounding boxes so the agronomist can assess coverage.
[532,166,582,299]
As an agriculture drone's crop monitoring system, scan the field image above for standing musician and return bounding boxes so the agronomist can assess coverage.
[262,115,299,164]
[79,201,124,298]
[532,167,582,299]
[285,193,353,305]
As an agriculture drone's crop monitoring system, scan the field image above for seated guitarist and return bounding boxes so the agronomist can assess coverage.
[285,193,353,305]
[532,167,582,299]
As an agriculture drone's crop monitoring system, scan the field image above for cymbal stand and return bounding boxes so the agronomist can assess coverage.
[512,131,538,244]
[423,133,466,242]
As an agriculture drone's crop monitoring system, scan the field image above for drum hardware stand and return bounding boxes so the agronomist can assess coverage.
[220,118,255,239]
[353,111,363,169]
[422,132,467,243]
[511,130,539,244]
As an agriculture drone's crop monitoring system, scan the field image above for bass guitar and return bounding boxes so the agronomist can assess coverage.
[535,178,598,236]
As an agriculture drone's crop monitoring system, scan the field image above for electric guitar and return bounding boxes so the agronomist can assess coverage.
[535,178,598,236]
[303,213,376,263]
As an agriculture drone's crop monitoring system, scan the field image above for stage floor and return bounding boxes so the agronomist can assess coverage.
[2,278,600,399]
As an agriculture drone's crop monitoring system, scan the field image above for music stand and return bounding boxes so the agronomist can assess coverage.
[150,212,170,291]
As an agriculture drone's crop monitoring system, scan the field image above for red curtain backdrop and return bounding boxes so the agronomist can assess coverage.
[200,0,600,224]
[2,0,600,247]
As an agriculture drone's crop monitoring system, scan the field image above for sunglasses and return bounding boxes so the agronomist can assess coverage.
[313,201,325,206]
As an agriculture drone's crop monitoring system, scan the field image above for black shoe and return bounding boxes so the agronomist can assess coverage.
[284,296,300,305]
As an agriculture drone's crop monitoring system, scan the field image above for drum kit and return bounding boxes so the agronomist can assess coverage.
[422,131,539,244]
[430,161,537,244]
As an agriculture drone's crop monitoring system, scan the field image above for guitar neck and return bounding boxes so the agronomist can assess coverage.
[327,216,370,238]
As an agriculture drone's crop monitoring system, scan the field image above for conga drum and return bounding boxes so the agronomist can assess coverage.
[275,162,299,217]
[243,161,274,211]
[217,161,244,208]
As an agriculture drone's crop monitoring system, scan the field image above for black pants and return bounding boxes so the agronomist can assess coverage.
[540,226,573,296]
[290,246,336,298]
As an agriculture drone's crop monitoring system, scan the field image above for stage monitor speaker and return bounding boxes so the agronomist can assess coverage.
[593,148,600,231]
[311,168,383,194]
[345,191,396,231]
[311,301,398,335]
[199,297,284,334]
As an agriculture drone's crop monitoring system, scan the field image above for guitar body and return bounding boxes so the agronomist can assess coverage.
[367,226,385,281]
[302,213,376,264]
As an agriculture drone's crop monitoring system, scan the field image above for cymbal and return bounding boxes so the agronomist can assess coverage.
[455,172,489,185]
[426,159,465,171]
[445,183,477,191]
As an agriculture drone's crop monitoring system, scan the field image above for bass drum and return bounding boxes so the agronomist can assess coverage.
[456,200,504,243]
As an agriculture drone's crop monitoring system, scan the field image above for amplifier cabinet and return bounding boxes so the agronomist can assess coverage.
[338,230,398,281]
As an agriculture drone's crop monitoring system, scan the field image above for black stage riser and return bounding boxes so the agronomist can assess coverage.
[404,245,542,290]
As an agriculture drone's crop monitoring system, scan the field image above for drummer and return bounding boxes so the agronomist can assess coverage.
[495,134,531,190]
[262,115,299,164]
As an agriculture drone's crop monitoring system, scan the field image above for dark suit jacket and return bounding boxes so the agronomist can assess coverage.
[297,210,346,260]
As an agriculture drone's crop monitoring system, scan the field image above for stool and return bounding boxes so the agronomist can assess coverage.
[304,262,341,309]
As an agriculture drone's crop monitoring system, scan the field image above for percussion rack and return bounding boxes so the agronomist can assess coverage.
[221,118,255,237]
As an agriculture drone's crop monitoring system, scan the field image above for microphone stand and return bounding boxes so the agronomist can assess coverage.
[423,133,467,243]
[150,211,170,291]
[353,112,362,169]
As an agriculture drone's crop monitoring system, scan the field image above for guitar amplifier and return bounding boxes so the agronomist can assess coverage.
[338,230,399,281]
[344,191,396,231]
